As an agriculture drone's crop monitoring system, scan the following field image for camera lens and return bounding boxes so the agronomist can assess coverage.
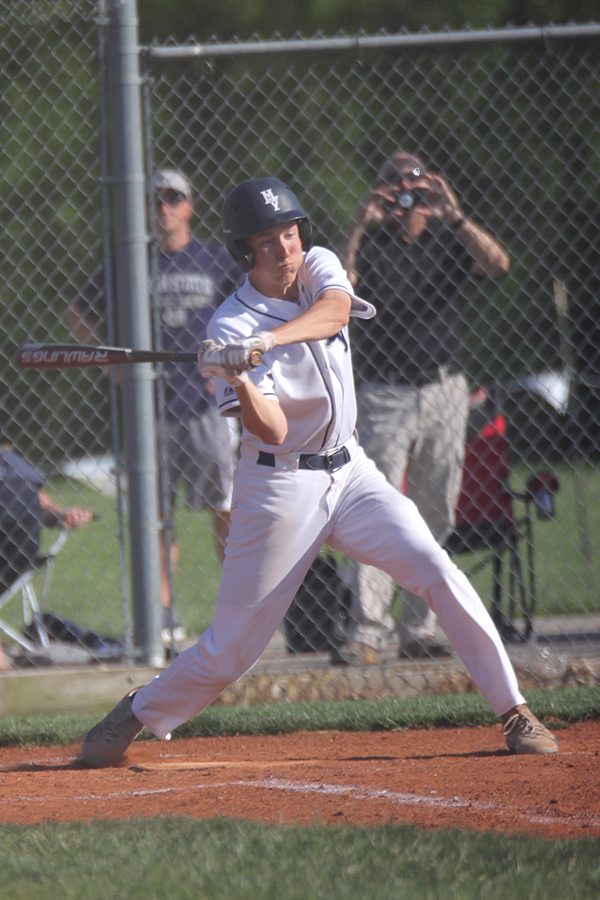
[397,192,415,209]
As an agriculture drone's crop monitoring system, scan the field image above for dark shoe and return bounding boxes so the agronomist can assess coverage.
[162,609,186,644]
[398,641,452,659]
[501,704,558,754]
[331,641,382,666]
[81,690,143,767]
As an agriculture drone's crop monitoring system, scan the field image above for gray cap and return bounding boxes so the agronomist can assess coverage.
[152,168,192,199]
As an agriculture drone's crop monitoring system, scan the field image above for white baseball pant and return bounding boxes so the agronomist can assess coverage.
[133,438,523,739]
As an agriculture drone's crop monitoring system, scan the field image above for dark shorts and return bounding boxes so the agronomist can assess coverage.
[165,407,236,515]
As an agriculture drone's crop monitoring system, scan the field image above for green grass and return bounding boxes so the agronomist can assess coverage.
[1,685,597,749]
[0,817,598,900]
[0,689,598,899]
[4,459,599,648]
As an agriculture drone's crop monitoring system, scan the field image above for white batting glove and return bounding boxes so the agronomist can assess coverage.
[202,363,249,387]
[197,339,259,383]
[236,331,277,354]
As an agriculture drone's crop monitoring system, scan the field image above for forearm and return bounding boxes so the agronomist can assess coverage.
[39,491,94,529]
[234,377,288,445]
[342,222,367,286]
[67,303,102,344]
[270,291,351,347]
[454,218,510,277]
[39,491,66,527]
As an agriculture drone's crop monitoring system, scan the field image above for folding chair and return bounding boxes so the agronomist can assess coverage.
[0,529,68,653]
[445,386,559,642]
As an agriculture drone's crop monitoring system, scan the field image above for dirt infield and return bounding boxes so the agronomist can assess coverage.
[1,720,598,839]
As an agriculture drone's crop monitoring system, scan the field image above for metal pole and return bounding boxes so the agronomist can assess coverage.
[106,0,163,666]
[552,278,593,565]
[141,58,178,651]
[142,23,600,61]
[97,0,133,662]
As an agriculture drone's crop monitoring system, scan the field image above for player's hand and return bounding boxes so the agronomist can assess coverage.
[197,340,254,385]
[235,331,277,354]
[360,187,394,226]
[424,173,464,227]
[202,363,249,387]
[62,507,95,529]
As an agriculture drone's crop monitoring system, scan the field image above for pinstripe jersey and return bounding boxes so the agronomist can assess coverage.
[207,245,376,457]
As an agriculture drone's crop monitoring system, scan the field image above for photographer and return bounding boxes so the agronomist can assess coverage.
[335,149,510,665]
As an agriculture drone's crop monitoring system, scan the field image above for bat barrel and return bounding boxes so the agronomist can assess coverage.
[17,343,198,368]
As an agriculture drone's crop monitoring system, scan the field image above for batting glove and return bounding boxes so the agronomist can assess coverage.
[203,363,249,387]
[236,331,277,354]
[197,340,259,384]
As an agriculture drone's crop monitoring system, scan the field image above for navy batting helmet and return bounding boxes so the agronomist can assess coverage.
[223,176,312,271]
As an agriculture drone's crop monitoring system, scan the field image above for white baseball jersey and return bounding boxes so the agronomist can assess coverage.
[207,245,376,456]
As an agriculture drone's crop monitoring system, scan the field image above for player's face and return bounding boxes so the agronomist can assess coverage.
[247,221,304,299]
[154,190,193,249]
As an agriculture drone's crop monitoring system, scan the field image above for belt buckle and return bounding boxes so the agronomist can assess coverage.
[326,447,347,472]
[324,451,336,472]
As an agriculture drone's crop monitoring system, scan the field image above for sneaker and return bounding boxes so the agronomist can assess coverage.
[330,641,382,666]
[81,690,143,767]
[398,641,452,660]
[501,704,558,754]
[161,609,186,644]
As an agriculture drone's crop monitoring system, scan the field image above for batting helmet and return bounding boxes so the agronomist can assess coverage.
[223,176,312,271]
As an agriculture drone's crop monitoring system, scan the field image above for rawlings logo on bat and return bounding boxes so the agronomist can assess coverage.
[19,347,111,368]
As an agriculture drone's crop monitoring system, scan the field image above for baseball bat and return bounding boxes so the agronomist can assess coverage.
[17,342,200,369]
[17,341,264,372]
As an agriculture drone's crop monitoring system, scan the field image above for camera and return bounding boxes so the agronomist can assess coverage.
[382,187,428,212]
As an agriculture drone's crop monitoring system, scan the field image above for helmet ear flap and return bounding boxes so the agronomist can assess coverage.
[226,238,254,272]
[238,253,254,273]
[298,218,312,251]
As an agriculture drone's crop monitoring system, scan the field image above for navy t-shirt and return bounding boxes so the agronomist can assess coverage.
[75,237,240,419]
[0,449,45,588]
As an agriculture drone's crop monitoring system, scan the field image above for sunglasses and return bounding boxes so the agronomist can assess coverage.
[155,190,187,206]
[381,165,424,185]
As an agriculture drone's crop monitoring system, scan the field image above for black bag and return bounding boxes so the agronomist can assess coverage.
[283,553,351,653]
[23,612,125,661]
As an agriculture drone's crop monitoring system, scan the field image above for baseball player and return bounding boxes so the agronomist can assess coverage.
[82,176,557,765]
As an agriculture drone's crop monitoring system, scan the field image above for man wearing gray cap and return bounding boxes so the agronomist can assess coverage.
[68,168,241,643]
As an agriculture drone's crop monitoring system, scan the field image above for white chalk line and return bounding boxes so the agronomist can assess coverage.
[5,769,600,831]
[246,778,600,830]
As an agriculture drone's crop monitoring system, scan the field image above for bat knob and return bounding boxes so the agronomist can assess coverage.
[247,349,263,368]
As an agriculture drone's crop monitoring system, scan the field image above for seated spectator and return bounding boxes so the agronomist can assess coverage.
[0,443,94,667]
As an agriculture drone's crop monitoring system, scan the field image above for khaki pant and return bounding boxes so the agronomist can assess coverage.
[347,371,469,651]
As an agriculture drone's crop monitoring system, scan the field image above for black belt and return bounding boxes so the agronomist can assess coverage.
[257,446,351,472]
[394,364,461,388]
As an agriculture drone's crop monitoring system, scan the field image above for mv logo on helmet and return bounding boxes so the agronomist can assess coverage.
[260,189,280,211]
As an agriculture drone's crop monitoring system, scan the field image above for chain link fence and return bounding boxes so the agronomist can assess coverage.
[1,3,599,682]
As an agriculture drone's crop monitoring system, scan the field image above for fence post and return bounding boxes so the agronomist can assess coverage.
[106,0,163,666]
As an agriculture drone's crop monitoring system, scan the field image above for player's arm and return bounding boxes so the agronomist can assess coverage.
[455,218,510,278]
[269,289,351,347]
[233,376,288,445]
[39,491,94,530]
[66,300,102,345]
[219,288,352,360]
[199,350,288,445]
[426,173,510,278]
[66,271,106,345]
